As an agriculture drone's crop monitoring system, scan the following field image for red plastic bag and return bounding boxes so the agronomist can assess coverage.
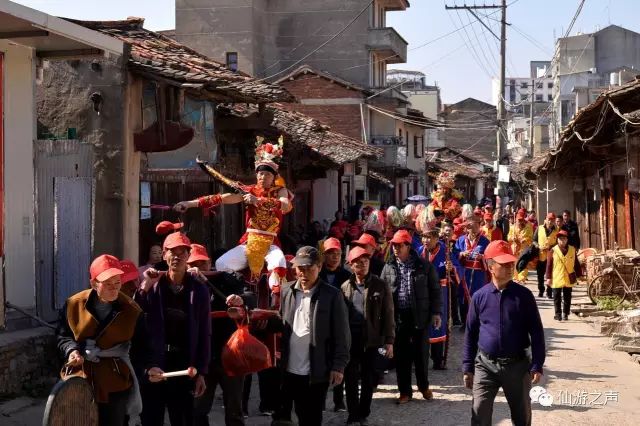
[222,322,272,376]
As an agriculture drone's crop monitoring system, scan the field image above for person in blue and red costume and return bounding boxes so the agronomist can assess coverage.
[418,220,454,370]
[455,214,490,325]
[174,136,293,298]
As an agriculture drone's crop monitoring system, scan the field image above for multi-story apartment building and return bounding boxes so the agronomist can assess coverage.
[550,25,640,146]
[174,0,408,89]
[492,61,554,114]
[173,0,416,211]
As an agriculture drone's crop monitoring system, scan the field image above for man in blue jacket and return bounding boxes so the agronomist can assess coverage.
[463,240,545,426]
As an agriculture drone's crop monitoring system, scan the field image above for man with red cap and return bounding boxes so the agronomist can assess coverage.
[546,230,583,321]
[184,243,253,426]
[463,240,545,426]
[481,212,503,242]
[455,215,490,326]
[135,232,211,426]
[341,246,394,425]
[119,259,141,298]
[318,237,351,412]
[508,209,534,283]
[380,230,441,404]
[57,254,160,425]
[351,232,385,276]
[533,213,559,299]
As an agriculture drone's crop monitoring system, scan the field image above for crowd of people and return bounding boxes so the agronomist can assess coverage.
[54,156,581,426]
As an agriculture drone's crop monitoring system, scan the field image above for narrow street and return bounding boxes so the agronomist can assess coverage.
[4,275,639,425]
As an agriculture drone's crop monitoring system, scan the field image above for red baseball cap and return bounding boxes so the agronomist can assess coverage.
[90,254,125,282]
[557,230,569,237]
[546,212,556,220]
[156,221,183,236]
[389,229,412,245]
[347,246,371,264]
[352,233,377,249]
[187,244,210,264]
[323,237,342,252]
[484,240,517,264]
[163,232,191,250]
[119,260,139,283]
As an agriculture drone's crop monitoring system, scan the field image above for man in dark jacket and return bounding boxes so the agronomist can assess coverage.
[187,244,250,426]
[318,237,351,412]
[341,246,395,425]
[272,246,351,426]
[561,210,581,249]
[351,232,385,276]
[380,230,441,404]
[135,232,211,426]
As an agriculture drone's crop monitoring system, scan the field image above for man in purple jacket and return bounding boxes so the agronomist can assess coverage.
[135,232,211,426]
[463,240,545,426]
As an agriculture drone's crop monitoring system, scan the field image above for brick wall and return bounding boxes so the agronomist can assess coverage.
[280,74,365,100]
[278,103,363,141]
[0,327,59,397]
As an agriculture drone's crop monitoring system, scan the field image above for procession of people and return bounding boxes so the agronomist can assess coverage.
[55,137,580,426]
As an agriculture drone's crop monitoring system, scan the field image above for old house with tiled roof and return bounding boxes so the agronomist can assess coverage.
[37,17,383,272]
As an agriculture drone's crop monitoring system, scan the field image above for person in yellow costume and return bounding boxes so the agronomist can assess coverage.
[507,209,533,283]
[545,230,582,321]
[533,212,559,298]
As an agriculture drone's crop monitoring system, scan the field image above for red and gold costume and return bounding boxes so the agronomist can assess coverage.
[430,172,463,220]
[197,136,292,292]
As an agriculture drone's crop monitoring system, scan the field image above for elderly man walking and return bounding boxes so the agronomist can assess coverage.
[341,246,395,425]
[463,240,545,426]
[272,246,351,426]
[381,230,441,404]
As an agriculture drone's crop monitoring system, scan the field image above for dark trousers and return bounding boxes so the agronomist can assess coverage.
[193,363,245,426]
[332,382,345,408]
[450,281,462,325]
[275,372,329,426]
[471,353,531,426]
[344,333,379,421]
[98,389,129,426]
[141,376,194,426]
[553,287,573,317]
[536,261,551,297]
[431,341,445,367]
[394,310,430,396]
[242,366,280,413]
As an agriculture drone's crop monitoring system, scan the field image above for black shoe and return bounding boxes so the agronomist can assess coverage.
[554,315,562,321]
[453,319,462,326]
[360,419,370,426]
[563,315,569,321]
[547,295,554,300]
[334,404,347,413]
[538,293,544,297]
[347,417,360,425]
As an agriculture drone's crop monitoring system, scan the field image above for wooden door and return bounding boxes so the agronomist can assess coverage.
[613,176,627,248]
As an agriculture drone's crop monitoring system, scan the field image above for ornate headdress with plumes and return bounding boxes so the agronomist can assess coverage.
[436,171,456,189]
[254,135,284,172]
[461,203,474,222]
[415,207,430,234]
[363,210,385,235]
[386,206,404,228]
[402,204,417,222]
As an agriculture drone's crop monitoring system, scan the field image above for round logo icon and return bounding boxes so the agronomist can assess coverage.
[529,386,546,403]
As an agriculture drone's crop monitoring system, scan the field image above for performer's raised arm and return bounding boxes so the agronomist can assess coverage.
[173,193,243,213]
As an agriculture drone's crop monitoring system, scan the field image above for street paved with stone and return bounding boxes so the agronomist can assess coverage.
[2,275,640,425]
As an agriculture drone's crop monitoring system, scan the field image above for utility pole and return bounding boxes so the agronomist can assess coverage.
[529,78,535,157]
[445,1,507,197]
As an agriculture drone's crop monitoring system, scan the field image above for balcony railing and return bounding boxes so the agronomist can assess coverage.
[367,27,408,64]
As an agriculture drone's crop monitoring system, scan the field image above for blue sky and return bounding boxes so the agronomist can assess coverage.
[14,0,640,104]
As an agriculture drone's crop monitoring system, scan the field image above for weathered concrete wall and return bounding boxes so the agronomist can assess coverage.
[175,0,372,86]
[595,25,640,74]
[0,327,58,398]
[36,53,129,259]
[0,40,37,310]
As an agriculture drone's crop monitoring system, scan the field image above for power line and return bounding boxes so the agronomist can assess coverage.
[448,8,494,78]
